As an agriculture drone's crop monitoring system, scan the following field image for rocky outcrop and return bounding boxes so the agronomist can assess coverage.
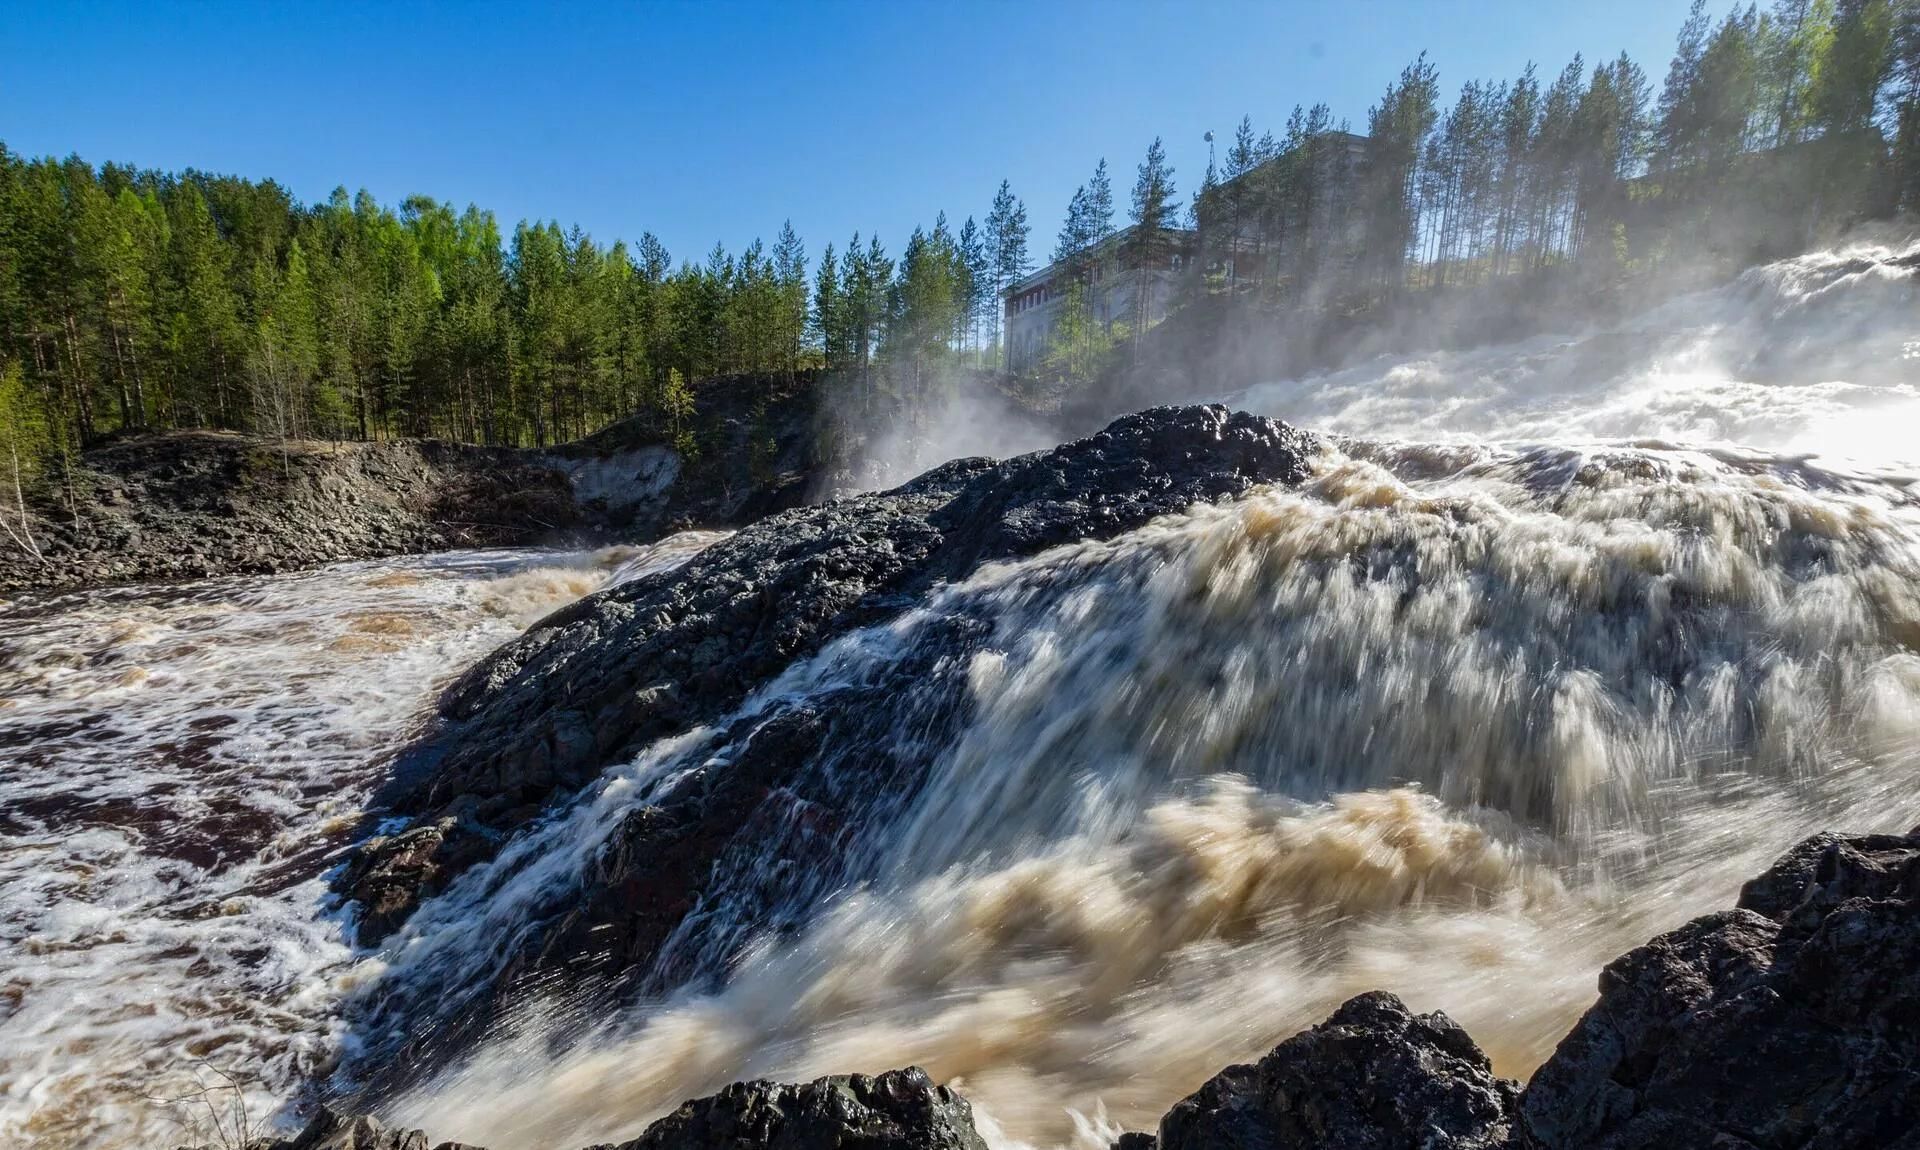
[1140,827,1920,1150]
[0,433,581,595]
[1157,991,1519,1150]
[205,1108,433,1150]
[338,405,1319,951]
[0,374,823,597]
[193,1068,983,1150]
[612,1067,987,1150]
[1519,826,1920,1149]
[551,370,822,534]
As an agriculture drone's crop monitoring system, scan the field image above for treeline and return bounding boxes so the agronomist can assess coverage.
[0,152,1036,472]
[1011,0,1919,392]
[811,183,1033,427]
[2,0,1917,483]
[1185,0,1920,309]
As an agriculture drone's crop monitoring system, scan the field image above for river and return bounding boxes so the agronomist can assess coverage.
[2,240,1916,1150]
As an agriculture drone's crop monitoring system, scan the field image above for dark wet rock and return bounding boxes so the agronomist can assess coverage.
[339,404,1318,952]
[605,1066,987,1150]
[1519,827,1920,1149]
[178,1108,431,1150]
[1,434,581,595]
[0,374,823,596]
[336,817,502,946]
[278,1111,430,1150]
[213,1068,983,1150]
[300,827,1920,1150]
[1158,991,1520,1150]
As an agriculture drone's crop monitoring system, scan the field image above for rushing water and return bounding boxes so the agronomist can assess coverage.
[4,240,1918,1150]
[0,536,723,1149]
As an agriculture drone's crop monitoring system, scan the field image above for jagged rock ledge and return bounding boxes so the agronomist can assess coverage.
[0,434,582,594]
[0,373,819,596]
[216,826,1920,1150]
[338,404,1320,950]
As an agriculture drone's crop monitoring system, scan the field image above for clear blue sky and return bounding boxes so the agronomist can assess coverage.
[2,0,1695,266]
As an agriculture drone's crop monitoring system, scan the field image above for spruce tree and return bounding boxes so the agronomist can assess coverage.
[1085,159,1116,246]
[957,215,988,361]
[772,220,807,379]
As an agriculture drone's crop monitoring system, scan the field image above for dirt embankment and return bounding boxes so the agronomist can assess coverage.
[0,434,583,594]
[0,374,826,596]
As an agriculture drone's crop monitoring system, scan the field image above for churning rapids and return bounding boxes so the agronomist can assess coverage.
[4,240,1918,1150]
[0,539,726,1147]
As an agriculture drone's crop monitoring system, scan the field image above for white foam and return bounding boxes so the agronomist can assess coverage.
[0,536,720,1150]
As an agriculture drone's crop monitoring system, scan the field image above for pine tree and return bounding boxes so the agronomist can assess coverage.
[1811,0,1897,135]
[983,181,1029,368]
[1054,184,1092,265]
[957,214,988,362]
[1762,0,1839,145]
[1364,55,1442,287]
[1657,0,1716,172]
[772,220,808,379]
[812,241,841,371]
[1221,116,1261,291]
[0,357,49,564]
[1890,0,1920,211]
[1124,137,1177,351]
[1085,159,1116,247]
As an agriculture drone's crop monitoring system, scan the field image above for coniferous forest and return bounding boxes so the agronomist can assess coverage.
[1,0,1916,481]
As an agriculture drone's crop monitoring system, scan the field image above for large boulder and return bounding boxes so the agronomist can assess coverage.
[195,1068,983,1150]
[339,406,1318,947]
[608,1067,987,1150]
[1519,827,1920,1149]
[1157,991,1520,1150]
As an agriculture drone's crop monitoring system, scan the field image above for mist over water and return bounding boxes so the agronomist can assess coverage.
[1241,240,1920,472]
[4,242,1918,1150]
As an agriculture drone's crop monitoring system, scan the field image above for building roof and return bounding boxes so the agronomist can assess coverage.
[1004,222,1198,298]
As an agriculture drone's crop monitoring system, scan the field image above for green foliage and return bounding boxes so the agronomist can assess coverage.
[1041,279,1122,386]
[1178,0,1911,317]
[659,367,698,460]
[0,357,52,560]
[1811,0,1897,134]
[0,358,48,473]
[0,149,880,451]
[2,0,1913,459]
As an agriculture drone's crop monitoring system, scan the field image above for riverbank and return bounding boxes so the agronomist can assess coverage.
[0,373,822,596]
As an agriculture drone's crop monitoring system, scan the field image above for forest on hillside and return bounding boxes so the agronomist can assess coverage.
[1,0,1916,488]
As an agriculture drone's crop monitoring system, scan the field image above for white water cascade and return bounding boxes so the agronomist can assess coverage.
[0,536,722,1149]
[377,239,1920,1148]
[2,240,1915,1150]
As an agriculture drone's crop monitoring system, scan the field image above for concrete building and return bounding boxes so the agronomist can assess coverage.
[1201,130,1372,289]
[1002,132,1375,372]
[1002,224,1195,372]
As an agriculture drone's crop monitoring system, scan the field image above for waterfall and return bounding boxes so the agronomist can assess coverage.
[3,240,1915,1150]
